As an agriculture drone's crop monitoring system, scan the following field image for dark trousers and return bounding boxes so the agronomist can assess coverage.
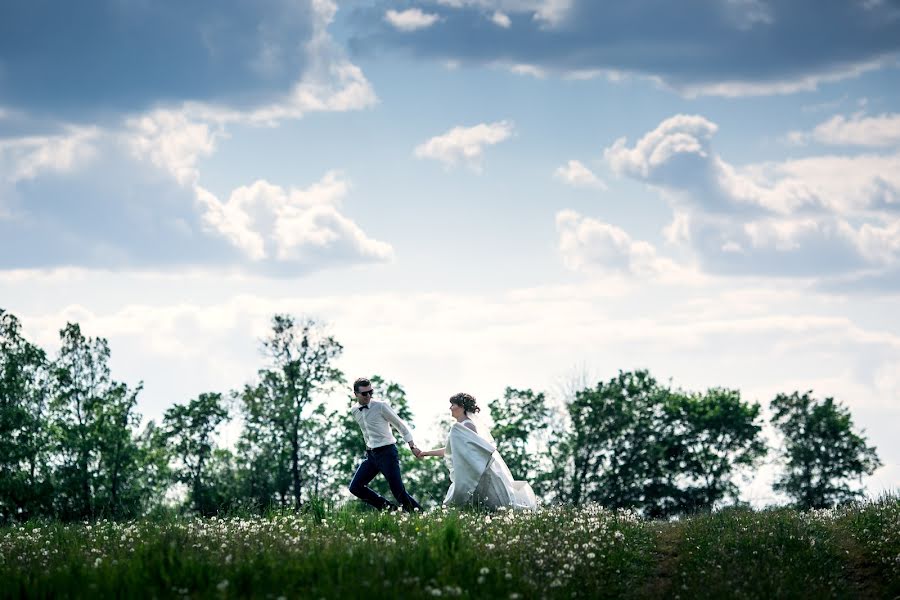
[349,444,421,512]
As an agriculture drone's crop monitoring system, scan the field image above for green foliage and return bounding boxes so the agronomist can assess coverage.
[163,392,230,515]
[0,310,52,522]
[0,308,886,522]
[50,323,146,520]
[771,391,881,509]
[666,388,767,512]
[563,371,766,516]
[236,315,345,509]
[488,387,549,481]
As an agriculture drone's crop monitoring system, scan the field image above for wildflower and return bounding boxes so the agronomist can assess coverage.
[479,567,490,575]
[217,579,229,592]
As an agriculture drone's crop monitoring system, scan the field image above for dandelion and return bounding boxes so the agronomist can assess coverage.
[216,580,229,592]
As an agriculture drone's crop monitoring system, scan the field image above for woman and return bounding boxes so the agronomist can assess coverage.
[417,392,537,509]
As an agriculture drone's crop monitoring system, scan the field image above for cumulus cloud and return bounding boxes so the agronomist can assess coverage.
[555,210,685,279]
[789,112,900,148]
[603,114,900,280]
[0,0,382,277]
[414,121,513,170]
[197,173,393,268]
[384,8,441,31]
[0,126,392,274]
[350,0,900,96]
[553,159,606,190]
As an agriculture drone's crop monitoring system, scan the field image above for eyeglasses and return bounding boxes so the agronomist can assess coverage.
[359,390,374,397]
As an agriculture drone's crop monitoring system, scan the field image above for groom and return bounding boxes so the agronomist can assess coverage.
[348,377,422,512]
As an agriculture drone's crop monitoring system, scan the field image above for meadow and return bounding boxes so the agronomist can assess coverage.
[1,497,897,599]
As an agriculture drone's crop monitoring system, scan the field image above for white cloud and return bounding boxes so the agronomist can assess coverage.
[555,210,687,280]
[0,125,392,274]
[414,121,514,170]
[125,111,221,186]
[789,112,900,148]
[604,114,900,279]
[491,11,511,27]
[197,172,394,266]
[553,159,607,190]
[0,127,100,183]
[384,8,441,31]
[508,63,546,78]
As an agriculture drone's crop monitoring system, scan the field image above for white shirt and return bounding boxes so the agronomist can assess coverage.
[351,399,414,449]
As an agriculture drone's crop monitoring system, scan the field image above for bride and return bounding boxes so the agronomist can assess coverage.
[417,393,537,509]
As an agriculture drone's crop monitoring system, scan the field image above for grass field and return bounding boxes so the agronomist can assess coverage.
[1,497,897,599]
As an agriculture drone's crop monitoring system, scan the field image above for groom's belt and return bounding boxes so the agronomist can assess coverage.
[366,443,395,452]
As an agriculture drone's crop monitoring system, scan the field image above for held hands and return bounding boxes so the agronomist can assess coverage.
[409,442,424,458]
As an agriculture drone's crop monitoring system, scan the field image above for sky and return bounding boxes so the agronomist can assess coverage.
[2,0,899,505]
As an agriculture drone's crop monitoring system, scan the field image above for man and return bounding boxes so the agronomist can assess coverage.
[348,377,423,511]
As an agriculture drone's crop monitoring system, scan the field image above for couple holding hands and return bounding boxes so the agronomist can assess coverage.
[348,377,537,512]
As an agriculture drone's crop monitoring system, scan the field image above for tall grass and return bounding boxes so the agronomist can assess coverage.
[0,497,896,599]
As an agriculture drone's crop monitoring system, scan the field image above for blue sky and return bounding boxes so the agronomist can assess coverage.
[2,0,899,503]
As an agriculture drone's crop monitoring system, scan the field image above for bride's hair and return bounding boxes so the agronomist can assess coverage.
[449,392,480,414]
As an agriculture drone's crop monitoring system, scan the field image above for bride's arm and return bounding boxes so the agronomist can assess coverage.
[418,447,445,458]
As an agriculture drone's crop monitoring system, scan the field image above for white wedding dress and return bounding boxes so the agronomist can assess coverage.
[443,418,537,509]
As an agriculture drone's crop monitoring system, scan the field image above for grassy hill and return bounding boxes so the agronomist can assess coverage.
[1,497,897,599]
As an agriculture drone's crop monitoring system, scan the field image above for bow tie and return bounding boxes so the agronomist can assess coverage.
[358,405,369,411]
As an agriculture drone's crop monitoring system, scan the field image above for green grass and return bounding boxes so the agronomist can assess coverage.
[1,498,897,599]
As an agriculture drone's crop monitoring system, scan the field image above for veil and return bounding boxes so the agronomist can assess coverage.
[464,413,495,446]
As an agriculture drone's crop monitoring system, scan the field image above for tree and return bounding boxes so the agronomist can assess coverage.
[163,392,230,515]
[0,309,52,522]
[667,388,766,512]
[237,315,344,508]
[93,381,144,517]
[488,387,549,481]
[50,323,144,519]
[566,370,675,512]
[771,391,880,509]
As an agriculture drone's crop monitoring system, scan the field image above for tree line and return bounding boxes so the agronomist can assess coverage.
[0,308,882,522]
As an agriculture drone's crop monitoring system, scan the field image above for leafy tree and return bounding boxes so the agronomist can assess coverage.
[488,387,549,481]
[771,391,880,509]
[133,420,172,515]
[50,323,144,519]
[0,309,52,522]
[93,381,144,517]
[236,372,293,510]
[237,315,344,508]
[667,388,766,512]
[565,370,676,512]
[163,392,230,515]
